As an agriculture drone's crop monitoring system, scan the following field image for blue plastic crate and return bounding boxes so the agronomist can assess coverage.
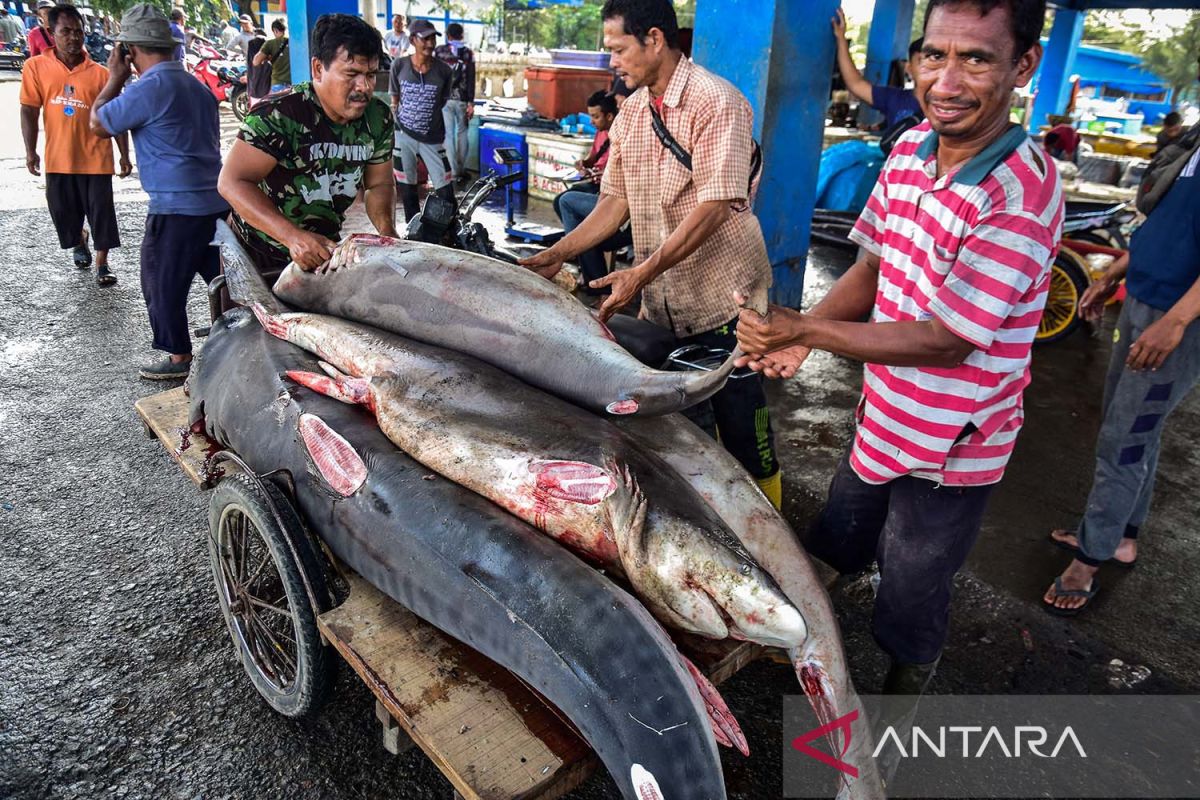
[479,125,528,194]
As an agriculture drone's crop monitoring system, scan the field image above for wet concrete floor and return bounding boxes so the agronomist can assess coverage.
[775,243,1200,690]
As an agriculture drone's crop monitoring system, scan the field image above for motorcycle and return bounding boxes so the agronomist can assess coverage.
[807,199,1136,343]
[404,169,530,263]
[0,39,24,71]
[1041,200,1136,343]
[84,28,114,61]
[186,38,248,120]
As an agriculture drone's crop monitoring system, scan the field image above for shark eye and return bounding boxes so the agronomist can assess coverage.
[739,563,751,575]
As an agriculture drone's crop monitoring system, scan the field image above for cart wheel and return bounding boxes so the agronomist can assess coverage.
[208,473,335,718]
[1036,250,1089,344]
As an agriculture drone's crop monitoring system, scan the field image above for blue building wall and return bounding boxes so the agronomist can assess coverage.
[1034,41,1174,123]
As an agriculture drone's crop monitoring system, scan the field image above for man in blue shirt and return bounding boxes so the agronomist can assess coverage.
[168,8,186,61]
[1043,134,1200,615]
[831,7,923,129]
[90,4,229,380]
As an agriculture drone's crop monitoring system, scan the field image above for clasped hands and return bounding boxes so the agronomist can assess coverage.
[733,292,812,379]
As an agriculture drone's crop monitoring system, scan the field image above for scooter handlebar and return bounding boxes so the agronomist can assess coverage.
[490,169,525,188]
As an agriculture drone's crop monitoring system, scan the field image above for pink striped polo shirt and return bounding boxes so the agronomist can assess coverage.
[847,122,1063,486]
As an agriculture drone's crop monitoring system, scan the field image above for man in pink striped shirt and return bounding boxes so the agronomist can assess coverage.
[736,0,1061,699]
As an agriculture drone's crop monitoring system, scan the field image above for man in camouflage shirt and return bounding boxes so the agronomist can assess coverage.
[219,13,396,274]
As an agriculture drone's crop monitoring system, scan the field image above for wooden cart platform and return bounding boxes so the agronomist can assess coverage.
[137,386,769,800]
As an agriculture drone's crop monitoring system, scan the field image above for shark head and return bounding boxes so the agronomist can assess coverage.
[605,465,807,648]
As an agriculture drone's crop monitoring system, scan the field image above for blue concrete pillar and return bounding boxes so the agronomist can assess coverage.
[287,0,358,85]
[864,0,916,88]
[694,0,840,307]
[859,0,917,127]
[1029,7,1083,132]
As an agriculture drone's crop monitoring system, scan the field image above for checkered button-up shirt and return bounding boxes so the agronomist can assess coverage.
[601,57,771,336]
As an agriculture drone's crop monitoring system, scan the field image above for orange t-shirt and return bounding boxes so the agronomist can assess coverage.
[19,50,114,175]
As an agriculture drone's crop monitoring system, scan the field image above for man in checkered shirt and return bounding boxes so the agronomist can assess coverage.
[521,0,781,505]
[737,0,1060,700]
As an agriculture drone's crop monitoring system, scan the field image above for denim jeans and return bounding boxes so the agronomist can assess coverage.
[1075,296,1200,564]
[809,453,994,664]
[442,99,469,177]
[552,185,631,286]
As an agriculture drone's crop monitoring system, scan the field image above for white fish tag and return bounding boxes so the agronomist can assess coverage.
[387,262,409,278]
[630,764,664,799]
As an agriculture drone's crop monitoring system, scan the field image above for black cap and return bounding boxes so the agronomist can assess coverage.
[409,19,438,39]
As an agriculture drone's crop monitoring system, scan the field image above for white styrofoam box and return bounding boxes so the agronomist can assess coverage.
[526,133,593,200]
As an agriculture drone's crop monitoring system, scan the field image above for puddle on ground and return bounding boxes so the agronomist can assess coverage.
[0,337,47,369]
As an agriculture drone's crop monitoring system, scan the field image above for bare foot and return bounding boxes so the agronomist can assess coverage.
[1043,559,1099,612]
[1049,529,1137,564]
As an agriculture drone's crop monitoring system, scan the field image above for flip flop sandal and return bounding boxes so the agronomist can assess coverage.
[1047,530,1137,568]
[96,266,117,287]
[1043,576,1100,617]
[73,245,92,268]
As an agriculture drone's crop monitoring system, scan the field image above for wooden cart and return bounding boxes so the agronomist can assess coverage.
[136,386,773,800]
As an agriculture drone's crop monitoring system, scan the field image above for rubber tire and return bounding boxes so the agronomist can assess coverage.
[1036,252,1090,344]
[1069,228,1130,252]
[208,473,335,719]
[231,87,249,121]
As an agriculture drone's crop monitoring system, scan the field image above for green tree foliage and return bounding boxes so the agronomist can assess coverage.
[910,0,929,41]
[88,0,226,33]
[488,0,691,52]
[1082,10,1147,51]
[491,0,602,50]
[1080,10,1200,105]
[1140,12,1200,105]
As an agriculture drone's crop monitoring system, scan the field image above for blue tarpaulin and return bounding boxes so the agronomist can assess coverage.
[816,141,885,212]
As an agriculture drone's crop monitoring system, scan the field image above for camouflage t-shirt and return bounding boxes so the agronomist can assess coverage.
[231,82,393,272]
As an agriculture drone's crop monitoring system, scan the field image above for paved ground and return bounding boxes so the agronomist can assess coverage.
[1,81,1197,799]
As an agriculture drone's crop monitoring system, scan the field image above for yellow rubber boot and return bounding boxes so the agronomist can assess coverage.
[756,471,782,510]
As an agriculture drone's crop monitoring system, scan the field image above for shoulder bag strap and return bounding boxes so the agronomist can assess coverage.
[648,101,692,170]
[647,100,761,195]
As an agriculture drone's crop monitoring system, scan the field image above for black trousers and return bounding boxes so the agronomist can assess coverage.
[677,318,779,481]
[808,452,994,664]
[140,213,223,355]
[45,173,120,251]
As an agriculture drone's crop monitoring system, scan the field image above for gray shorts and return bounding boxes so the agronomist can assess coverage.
[394,128,452,189]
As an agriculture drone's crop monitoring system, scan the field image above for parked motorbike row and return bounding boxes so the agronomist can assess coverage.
[185,36,250,120]
[0,26,114,72]
[1,27,250,120]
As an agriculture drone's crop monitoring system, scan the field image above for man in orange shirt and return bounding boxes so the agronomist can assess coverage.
[21,3,130,286]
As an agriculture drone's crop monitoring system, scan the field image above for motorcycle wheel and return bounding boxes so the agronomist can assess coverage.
[1069,228,1127,250]
[1036,249,1090,344]
[231,87,249,121]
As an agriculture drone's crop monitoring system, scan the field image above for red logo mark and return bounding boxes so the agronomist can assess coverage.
[791,709,860,778]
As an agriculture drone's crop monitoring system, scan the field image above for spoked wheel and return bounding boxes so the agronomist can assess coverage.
[1037,250,1090,344]
[231,87,250,121]
[208,473,335,718]
[1068,227,1129,251]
